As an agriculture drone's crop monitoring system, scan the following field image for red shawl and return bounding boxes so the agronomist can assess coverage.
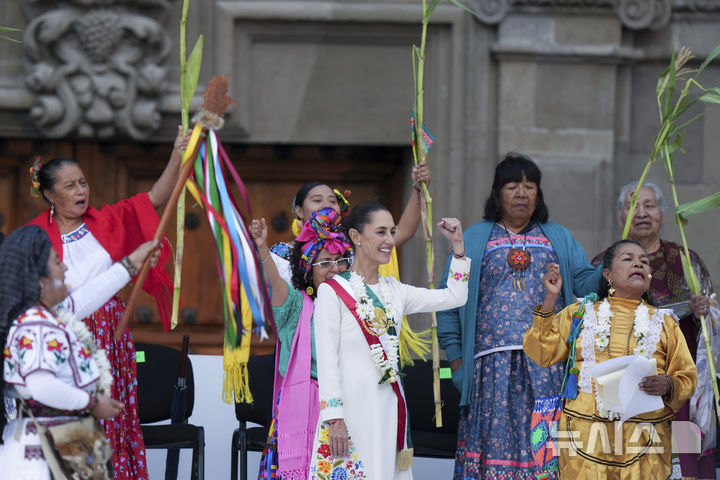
[28,192,173,331]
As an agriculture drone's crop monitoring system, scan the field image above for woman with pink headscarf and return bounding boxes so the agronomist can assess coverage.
[249,207,352,479]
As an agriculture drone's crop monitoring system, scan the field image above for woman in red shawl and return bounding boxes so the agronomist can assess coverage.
[27,126,189,480]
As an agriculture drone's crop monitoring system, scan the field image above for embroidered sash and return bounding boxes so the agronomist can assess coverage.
[325,277,413,468]
[274,292,319,479]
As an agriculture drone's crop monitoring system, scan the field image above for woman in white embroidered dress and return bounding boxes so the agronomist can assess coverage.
[0,226,159,478]
[310,201,470,480]
[523,239,697,478]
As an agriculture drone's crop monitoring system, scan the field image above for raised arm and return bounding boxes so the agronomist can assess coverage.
[523,263,572,367]
[147,125,191,208]
[395,161,432,246]
[398,217,469,313]
[249,218,288,307]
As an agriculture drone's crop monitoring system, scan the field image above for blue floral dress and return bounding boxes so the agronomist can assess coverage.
[454,223,565,480]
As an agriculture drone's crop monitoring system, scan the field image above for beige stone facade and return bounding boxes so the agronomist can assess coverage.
[2,0,720,289]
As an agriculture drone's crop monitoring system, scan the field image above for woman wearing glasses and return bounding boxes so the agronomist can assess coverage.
[250,207,352,480]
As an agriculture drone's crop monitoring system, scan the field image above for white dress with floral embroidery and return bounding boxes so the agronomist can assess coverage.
[0,306,102,479]
[310,257,471,480]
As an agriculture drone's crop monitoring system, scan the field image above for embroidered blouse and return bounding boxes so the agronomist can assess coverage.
[4,306,100,411]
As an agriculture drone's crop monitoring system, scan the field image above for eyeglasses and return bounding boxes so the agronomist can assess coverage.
[312,258,351,269]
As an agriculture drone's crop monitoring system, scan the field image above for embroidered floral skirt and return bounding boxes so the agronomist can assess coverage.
[454,351,562,480]
[85,296,148,480]
[309,421,367,480]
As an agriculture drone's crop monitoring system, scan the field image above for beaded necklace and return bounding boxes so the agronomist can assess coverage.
[501,222,532,290]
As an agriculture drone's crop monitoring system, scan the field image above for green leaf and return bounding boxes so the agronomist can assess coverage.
[667,110,706,139]
[181,35,203,111]
[699,93,720,104]
[664,50,678,119]
[680,250,701,294]
[667,96,699,123]
[446,0,483,20]
[423,0,441,23]
[667,130,685,154]
[696,43,720,77]
[677,191,720,218]
[656,65,672,100]
[0,26,21,43]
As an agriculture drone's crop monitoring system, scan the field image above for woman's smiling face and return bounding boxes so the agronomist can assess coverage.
[349,209,396,266]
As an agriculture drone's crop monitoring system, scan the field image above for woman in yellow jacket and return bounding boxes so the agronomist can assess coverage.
[524,239,697,479]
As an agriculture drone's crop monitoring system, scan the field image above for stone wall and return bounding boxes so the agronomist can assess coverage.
[2,0,720,286]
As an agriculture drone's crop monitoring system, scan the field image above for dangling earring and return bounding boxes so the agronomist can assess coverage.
[49,203,55,224]
[306,286,314,296]
[608,279,615,296]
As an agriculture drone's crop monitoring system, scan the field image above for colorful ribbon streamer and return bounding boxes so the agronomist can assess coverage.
[183,127,272,402]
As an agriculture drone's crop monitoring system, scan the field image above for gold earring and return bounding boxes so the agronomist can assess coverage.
[608,279,615,296]
[306,286,314,296]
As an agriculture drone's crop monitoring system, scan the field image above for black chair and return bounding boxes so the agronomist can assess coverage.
[230,354,275,480]
[136,342,205,480]
[403,359,461,458]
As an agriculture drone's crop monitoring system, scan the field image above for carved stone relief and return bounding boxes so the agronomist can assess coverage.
[21,0,172,139]
[618,0,671,30]
[471,0,703,30]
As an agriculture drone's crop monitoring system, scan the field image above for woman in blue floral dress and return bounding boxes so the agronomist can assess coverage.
[437,153,601,479]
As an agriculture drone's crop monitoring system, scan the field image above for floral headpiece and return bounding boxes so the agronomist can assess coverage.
[296,207,351,277]
[29,156,42,198]
[333,188,351,216]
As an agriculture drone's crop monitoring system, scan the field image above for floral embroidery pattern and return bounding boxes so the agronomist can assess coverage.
[310,422,367,480]
[18,336,33,350]
[450,269,470,282]
[46,339,62,352]
[61,224,90,244]
[46,338,68,365]
[320,397,343,410]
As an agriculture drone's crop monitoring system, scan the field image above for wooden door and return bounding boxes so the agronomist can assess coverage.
[1,139,405,354]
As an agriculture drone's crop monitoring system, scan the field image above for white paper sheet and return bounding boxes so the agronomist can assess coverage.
[619,357,663,422]
[591,355,663,422]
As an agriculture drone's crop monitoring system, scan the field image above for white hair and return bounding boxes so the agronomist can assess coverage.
[616,181,668,219]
